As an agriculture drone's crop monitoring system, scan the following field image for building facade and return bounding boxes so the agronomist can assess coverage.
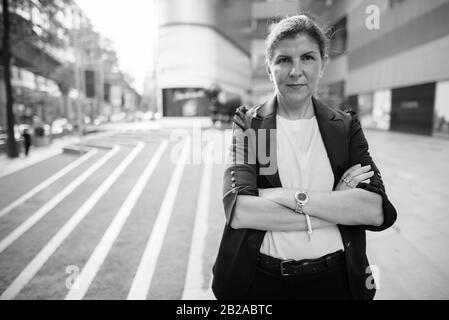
[319,0,449,137]
[155,0,252,117]
[156,0,449,137]
[0,0,140,132]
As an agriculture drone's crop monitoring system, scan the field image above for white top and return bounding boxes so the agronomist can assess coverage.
[259,114,344,260]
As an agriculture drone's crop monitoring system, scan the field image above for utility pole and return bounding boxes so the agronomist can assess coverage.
[2,0,19,158]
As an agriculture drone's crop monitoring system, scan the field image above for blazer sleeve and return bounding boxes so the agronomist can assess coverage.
[348,113,397,232]
[222,106,259,227]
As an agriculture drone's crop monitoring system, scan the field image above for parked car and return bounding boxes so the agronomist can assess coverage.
[51,118,73,136]
[110,112,126,123]
[93,115,108,125]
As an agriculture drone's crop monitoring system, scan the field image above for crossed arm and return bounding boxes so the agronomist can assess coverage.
[231,188,383,231]
[225,107,396,233]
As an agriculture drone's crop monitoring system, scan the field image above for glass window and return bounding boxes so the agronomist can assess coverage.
[372,89,391,130]
[434,80,449,137]
[389,0,407,9]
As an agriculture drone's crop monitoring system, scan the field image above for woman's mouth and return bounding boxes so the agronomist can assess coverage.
[286,84,306,88]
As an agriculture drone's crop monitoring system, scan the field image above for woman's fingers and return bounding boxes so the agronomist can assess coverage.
[339,164,373,190]
[340,164,361,182]
[343,164,361,177]
[351,170,374,183]
[345,165,371,180]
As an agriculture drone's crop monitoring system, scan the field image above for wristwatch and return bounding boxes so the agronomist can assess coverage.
[294,191,309,214]
[294,191,313,241]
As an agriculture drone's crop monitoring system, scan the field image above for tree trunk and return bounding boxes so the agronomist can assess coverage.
[2,0,19,158]
[61,93,68,119]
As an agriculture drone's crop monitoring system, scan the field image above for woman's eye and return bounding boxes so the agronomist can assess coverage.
[277,57,289,63]
[303,55,315,61]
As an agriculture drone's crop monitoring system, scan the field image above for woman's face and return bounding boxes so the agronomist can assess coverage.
[267,33,326,105]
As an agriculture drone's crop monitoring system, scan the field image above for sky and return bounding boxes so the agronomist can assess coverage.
[75,0,156,94]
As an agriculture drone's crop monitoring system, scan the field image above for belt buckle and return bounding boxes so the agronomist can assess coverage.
[280,259,295,276]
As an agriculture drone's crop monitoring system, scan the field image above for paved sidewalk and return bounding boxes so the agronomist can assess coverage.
[362,129,449,299]
[0,131,114,178]
[0,135,80,178]
[89,118,213,133]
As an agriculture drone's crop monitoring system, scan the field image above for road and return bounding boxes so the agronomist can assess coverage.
[0,122,226,300]
[0,120,448,300]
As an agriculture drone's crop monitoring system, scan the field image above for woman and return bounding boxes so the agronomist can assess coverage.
[212,14,397,300]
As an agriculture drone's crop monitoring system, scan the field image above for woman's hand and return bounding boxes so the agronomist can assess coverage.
[336,164,373,191]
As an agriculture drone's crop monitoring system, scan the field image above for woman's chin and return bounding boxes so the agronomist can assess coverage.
[281,92,311,103]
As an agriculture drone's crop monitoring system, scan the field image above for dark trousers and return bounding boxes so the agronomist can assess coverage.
[246,251,352,300]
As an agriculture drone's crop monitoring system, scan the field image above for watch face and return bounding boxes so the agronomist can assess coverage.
[297,192,307,201]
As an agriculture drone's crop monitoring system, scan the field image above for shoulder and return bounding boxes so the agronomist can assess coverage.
[324,105,361,135]
[334,106,357,119]
[235,104,262,118]
[342,107,358,118]
[331,106,360,127]
[233,104,262,130]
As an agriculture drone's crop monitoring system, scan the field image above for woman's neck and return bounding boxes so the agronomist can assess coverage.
[277,95,314,120]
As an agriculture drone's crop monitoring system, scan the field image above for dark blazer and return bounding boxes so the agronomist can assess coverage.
[212,95,397,300]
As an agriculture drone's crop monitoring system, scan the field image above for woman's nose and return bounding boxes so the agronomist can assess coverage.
[289,61,302,77]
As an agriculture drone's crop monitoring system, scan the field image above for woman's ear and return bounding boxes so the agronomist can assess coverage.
[265,60,273,82]
[320,55,329,78]
[319,55,329,78]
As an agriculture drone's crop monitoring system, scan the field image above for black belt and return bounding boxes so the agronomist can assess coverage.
[258,250,345,277]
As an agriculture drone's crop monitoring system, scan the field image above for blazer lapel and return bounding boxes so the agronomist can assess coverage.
[312,97,348,189]
[253,95,347,189]
[253,95,282,187]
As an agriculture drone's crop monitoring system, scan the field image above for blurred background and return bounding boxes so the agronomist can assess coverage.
[0,0,449,300]
[1,0,449,156]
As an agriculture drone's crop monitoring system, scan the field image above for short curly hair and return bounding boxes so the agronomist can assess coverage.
[266,13,329,62]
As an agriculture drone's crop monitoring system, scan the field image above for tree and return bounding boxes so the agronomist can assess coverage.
[2,0,18,157]
[1,0,72,158]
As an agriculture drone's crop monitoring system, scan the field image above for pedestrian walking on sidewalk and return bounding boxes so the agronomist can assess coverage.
[212,13,397,300]
[22,128,31,156]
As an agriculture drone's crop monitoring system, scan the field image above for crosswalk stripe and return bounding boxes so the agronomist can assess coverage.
[65,141,168,300]
[0,146,120,255]
[0,149,98,219]
[182,143,214,299]
[0,143,144,300]
[127,138,190,300]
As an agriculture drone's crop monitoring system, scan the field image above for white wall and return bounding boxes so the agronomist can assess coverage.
[157,25,250,109]
[158,0,218,26]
